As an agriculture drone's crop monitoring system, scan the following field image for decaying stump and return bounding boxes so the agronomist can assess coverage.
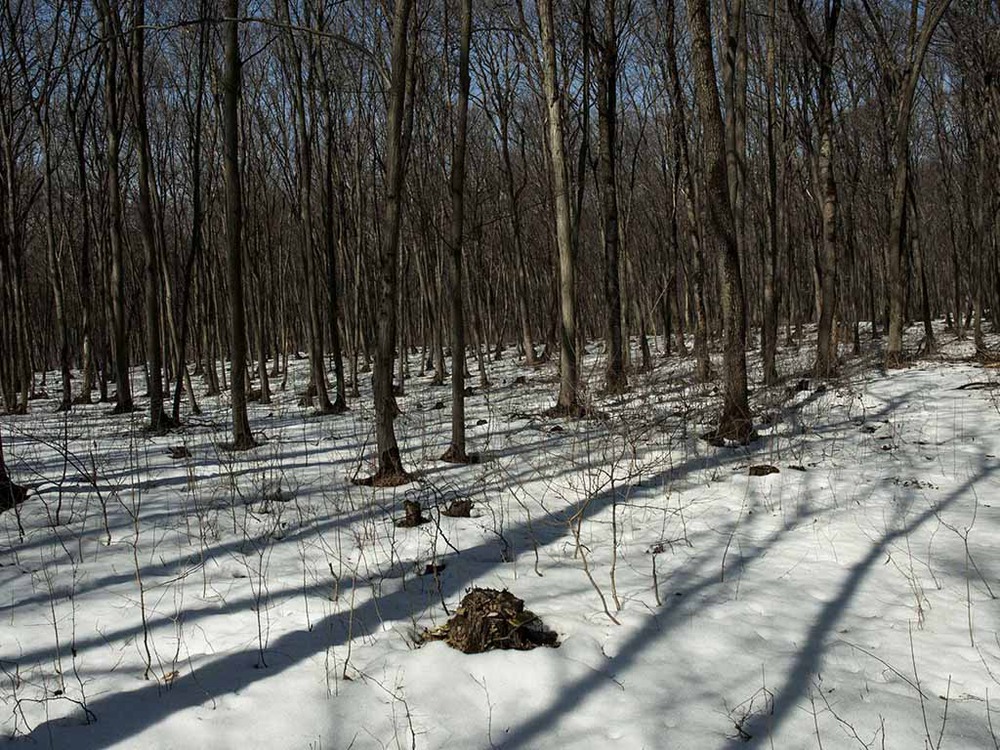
[0,430,25,513]
[423,588,559,654]
[441,498,473,517]
[395,499,429,527]
[0,471,26,514]
[168,445,192,460]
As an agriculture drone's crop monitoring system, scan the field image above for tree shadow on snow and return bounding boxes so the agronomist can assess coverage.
[9,377,979,748]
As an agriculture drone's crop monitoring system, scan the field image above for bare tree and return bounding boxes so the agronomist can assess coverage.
[96,0,134,415]
[788,0,842,377]
[224,0,254,450]
[131,0,173,431]
[761,0,783,385]
[858,0,955,366]
[598,0,626,393]
[443,0,475,464]
[365,0,414,485]
[539,0,583,416]
[688,0,754,443]
[0,424,24,513]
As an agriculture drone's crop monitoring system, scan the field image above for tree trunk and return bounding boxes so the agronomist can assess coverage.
[224,0,254,449]
[688,0,753,443]
[443,0,474,463]
[664,0,711,382]
[98,0,133,414]
[599,0,626,394]
[539,0,582,416]
[762,0,780,385]
[367,0,413,484]
[879,0,954,366]
[131,0,171,431]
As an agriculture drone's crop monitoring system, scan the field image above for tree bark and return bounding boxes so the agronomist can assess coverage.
[688,0,754,443]
[873,0,954,366]
[97,0,133,415]
[131,0,172,431]
[539,0,582,416]
[599,0,626,394]
[367,0,414,484]
[224,0,254,449]
[761,0,781,385]
[788,0,841,378]
[443,0,474,463]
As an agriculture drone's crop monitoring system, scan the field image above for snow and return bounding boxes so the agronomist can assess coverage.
[3,331,1000,749]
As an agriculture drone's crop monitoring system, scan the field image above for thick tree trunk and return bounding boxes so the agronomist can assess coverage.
[688,0,753,443]
[367,0,413,484]
[787,0,842,377]
[539,0,582,416]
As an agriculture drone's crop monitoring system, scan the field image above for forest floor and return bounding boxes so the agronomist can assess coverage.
[3,324,1000,749]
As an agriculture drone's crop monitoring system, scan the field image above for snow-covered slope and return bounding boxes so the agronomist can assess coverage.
[3,333,1000,749]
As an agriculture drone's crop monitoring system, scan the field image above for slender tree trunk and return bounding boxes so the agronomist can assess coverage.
[98,1,133,414]
[223,0,254,448]
[443,0,474,463]
[664,0,711,381]
[172,0,209,423]
[131,0,171,431]
[814,99,838,376]
[320,67,347,412]
[907,177,936,355]
[67,75,96,406]
[762,0,780,385]
[40,125,72,411]
[497,102,535,366]
[879,0,954,366]
[599,0,626,394]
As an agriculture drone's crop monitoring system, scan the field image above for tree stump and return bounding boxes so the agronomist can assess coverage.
[395,499,428,527]
[0,471,27,514]
[423,588,558,654]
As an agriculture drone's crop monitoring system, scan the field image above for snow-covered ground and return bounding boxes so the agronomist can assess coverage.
[3,327,1000,749]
